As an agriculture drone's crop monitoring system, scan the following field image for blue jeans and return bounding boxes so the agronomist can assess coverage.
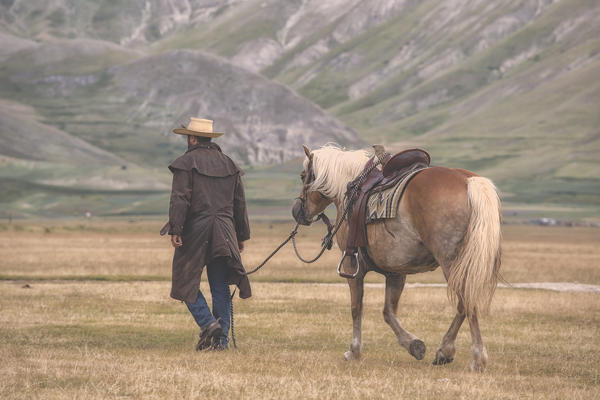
[185,257,231,346]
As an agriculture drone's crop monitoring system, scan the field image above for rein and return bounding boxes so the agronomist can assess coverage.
[243,155,383,274]
[240,213,331,276]
[240,224,300,276]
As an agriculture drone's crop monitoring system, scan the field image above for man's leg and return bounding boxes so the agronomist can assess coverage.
[185,289,222,350]
[206,257,231,349]
[185,290,215,329]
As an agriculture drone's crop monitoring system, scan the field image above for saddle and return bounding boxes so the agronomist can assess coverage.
[338,145,430,278]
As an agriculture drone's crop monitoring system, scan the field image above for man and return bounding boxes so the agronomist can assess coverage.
[161,117,251,351]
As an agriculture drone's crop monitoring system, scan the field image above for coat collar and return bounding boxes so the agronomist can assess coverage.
[186,142,222,153]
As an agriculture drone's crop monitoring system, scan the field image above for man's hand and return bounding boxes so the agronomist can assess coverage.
[238,241,245,253]
[171,234,183,248]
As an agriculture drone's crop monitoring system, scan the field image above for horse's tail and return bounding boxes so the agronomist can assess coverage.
[448,176,502,319]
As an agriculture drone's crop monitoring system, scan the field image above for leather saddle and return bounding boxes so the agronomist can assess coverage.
[338,145,430,278]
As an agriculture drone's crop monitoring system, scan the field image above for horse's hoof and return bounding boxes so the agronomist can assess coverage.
[409,339,426,360]
[469,347,487,372]
[433,351,454,365]
[469,359,486,373]
[344,350,360,361]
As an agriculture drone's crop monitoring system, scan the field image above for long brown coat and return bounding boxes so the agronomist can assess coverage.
[164,142,251,302]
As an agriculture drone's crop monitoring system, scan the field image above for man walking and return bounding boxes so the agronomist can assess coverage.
[161,117,251,351]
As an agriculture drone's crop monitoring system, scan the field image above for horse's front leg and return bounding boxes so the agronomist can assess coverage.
[383,274,426,360]
[344,273,364,360]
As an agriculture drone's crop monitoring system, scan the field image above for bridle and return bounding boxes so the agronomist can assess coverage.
[295,158,321,224]
[248,152,384,271]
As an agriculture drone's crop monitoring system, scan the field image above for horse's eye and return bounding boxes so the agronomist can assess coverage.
[300,171,306,182]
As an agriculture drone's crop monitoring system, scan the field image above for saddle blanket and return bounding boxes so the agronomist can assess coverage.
[366,168,427,223]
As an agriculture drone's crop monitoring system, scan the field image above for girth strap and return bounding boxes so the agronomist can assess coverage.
[345,156,384,255]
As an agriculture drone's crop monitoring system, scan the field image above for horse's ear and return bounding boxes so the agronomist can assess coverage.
[302,145,313,160]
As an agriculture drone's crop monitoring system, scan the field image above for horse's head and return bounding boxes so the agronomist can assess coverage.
[292,145,334,226]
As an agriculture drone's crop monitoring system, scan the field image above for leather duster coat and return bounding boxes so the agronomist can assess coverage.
[163,142,251,302]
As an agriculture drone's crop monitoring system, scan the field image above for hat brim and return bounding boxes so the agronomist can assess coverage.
[172,128,223,138]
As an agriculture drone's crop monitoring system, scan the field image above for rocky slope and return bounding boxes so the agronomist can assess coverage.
[0,39,360,165]
[108,49,360,165]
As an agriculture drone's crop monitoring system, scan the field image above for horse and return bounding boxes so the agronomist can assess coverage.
[291,144,502,372]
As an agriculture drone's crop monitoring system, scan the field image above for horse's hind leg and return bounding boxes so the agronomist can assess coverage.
[433,301,465,365]
[383,274,426,360]
[467,309,488,372]
[344,275,364,360]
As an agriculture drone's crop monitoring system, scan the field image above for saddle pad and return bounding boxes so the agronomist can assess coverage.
[366,168,426,223]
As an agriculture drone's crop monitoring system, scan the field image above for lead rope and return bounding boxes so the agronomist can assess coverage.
[229,156,384,348]
[230,288,237,349]
[227,223,301,349]
[228,227,299,350]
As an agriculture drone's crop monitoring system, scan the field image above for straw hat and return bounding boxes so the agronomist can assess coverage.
[173,117,224,138]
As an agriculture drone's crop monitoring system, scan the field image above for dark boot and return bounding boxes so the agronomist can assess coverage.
[196,319,223,351]
[211,336,229,351]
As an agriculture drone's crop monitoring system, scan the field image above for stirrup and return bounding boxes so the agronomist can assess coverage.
[337,251,361,279]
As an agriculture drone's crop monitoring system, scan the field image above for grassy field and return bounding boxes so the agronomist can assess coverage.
[0,221,599,398]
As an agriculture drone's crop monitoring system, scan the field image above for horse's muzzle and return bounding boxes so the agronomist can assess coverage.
[292,199,312,226]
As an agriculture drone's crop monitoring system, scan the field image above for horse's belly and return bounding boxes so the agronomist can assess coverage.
[365,217,438,274]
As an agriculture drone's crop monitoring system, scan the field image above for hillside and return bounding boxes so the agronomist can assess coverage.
[0,37,360,165]
[0,0,598,217]
[155,0,600,205]
[0,37,360,216]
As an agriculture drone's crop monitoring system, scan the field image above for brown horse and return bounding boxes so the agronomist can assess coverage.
[292,144,502,372]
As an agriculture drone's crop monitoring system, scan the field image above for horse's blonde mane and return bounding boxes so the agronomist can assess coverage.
[304,144,370,202]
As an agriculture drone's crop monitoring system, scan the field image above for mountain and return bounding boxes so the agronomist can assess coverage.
[0,36,360,164]
[156,0,600,205]
[0,36,360,216]
[107,49,360,165]
[0,0,598,217]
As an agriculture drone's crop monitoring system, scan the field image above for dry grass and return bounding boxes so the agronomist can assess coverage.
[499,225,600,284]
[0,281,598,399]
[1,221,599,285]
[0,221,599,398]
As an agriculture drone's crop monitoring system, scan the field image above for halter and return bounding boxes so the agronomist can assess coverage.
[295,157,334,245]
[296,158,315,211]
